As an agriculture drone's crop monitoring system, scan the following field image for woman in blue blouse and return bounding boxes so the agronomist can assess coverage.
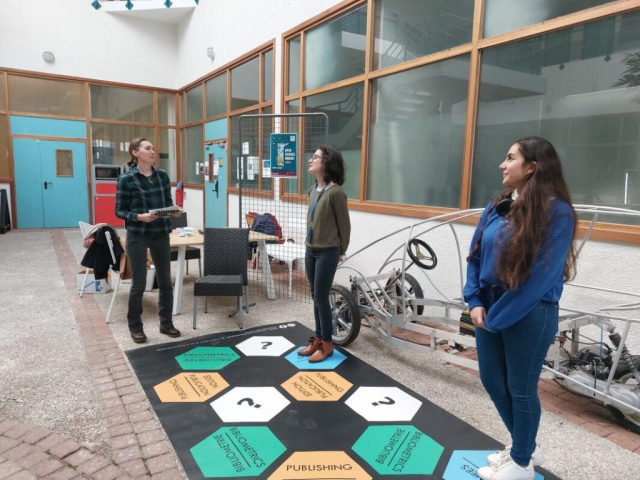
[464,137,577,480]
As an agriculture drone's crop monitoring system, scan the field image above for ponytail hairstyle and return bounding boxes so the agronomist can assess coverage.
[469,136,578,289]
[127,137,148,168]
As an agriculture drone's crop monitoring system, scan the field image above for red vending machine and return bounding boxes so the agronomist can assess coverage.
[92,165,124,226]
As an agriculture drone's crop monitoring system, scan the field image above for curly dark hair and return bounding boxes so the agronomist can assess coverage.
[317,145,346,186]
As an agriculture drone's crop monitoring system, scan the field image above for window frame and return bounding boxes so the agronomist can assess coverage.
[280,0,640,242]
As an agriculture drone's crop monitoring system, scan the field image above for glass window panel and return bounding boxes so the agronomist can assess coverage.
[230,110,259,188]
[373,0,474,70]
[90,85,153,123]
[8,75,84,117]
[305,5,367,90]
[56,150,73,177]
[263,50,273,102]
[0,115,8,177]
[231,57,259,111]
[158,93,176,126]
[186,85,203,124]
[206,73,227,118]
[472,13,640,224]
[158,128,177,182]
[186,125,203,184]
[90,123,155,166]
[367,55,470,207]
[288,37,301,95]
[484,0,615,38]
[306,84,364,199]
[261,106,273,191]
[284,101,300,193]
[0,75,5,111]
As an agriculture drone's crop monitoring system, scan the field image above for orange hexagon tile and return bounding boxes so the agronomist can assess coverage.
[281,371,352,401]
[153,372,229,402]
[268,451,371,480]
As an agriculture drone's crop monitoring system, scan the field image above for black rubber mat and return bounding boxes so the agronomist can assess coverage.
[126,321,561,480]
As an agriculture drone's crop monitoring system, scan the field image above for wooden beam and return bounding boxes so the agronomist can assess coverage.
[460,0,485,210]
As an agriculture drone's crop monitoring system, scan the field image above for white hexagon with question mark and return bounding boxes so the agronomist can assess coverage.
[235,336,296,357]
[345,386,422,422]
[211,387,291,422]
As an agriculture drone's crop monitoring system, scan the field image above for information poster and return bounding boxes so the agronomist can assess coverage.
[270,133,297,178]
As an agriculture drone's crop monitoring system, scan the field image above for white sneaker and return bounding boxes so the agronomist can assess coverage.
[478,458,535,480]
[487,444,544,466]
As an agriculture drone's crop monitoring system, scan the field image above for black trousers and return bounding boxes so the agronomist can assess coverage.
[125,232,174,332]
[305,247,340,342]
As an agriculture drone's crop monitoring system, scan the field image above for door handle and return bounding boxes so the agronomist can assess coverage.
[44,181,52,190]
[213,180,219,198]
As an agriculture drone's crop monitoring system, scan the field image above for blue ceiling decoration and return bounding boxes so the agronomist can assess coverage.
[125,0,134,10]
[164,0,173,7]
[91,0,101,10]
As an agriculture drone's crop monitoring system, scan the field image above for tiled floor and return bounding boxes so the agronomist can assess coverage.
[1,229,639,480]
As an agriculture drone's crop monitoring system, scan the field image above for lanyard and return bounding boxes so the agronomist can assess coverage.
[310,183,328,223]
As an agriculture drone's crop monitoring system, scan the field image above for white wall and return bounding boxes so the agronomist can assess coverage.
[182,187,203,230]
[229,190,640,350]
[175,0,344,90]
[0,0,178,88]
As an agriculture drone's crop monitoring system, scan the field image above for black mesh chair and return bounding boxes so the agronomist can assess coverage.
[170,212,201,276]
[193,228,249,329]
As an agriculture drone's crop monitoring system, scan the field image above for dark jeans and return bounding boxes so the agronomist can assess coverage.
[475,287,558,466]
[305,247,340,342]
[125,232,174,332]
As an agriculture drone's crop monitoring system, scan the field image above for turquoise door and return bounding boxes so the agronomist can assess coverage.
[204,143,228,228]
[13,138,89,228]
[205,119,228,228]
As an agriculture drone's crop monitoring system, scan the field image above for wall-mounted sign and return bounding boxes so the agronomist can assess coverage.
[270,133,297,178]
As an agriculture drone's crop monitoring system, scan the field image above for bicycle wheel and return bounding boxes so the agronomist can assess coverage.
[394,272,424,316]
[330,284,361,346]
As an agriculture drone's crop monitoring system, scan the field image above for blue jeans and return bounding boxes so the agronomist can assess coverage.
[125,232,174,332]
[475,287,558,466]
[305,247,340,342]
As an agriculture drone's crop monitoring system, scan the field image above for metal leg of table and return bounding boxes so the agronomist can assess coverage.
[257,240,276,300]
[172,246,186,315]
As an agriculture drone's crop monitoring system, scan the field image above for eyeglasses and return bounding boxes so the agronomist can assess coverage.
[312,154,323,160]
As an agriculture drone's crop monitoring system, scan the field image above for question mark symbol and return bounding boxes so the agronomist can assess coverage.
[237,398,261,408]
[372,396,395,406]
[261,341,273,350]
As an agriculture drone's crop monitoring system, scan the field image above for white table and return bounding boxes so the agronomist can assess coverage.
[250,231,280,300]
[170,232,204,316]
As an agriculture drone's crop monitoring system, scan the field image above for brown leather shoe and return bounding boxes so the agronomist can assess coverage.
[298,336,321,356]
[131,330,147,343]
[160,326,181,338]
[309,340,334,363]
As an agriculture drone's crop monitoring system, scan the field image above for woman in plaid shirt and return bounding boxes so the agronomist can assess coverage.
[115,138,182,343]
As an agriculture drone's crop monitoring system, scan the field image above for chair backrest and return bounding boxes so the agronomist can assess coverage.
[204,228,249,284]
[170,212,188,229]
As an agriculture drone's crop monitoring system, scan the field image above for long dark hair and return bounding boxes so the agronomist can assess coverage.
[127,137,148,168]
[470,136,577,289]
[318,145,346,186]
